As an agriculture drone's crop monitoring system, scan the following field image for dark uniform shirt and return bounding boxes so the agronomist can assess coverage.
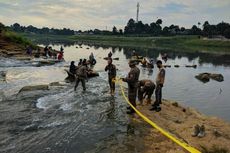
[76,65,88,78]
[105,64,116,78]
[139,80,155,89]
[124,66,140,88]
[69,64,76,74]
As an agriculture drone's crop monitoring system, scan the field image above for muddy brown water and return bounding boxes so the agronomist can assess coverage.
[0,43,230,153]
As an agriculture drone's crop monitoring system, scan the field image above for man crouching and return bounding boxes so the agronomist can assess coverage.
[138,80,155,105]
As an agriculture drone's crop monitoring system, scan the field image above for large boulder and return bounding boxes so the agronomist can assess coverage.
[195,73,210,83]
[19,85,49,93]
[209,73,224,82]
[195,73,224,83]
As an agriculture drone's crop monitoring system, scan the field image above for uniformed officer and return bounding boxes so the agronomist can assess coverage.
[122,60,140,114]
[105,58,116,95]
[74,60,88,91]
[150,60,165,112]
[138,79,155,105]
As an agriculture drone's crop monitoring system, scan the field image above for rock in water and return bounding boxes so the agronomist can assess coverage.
[209,74,224,82]
[195,73,210,83]
[174,65,180,68]
[49,82,65,86]
[0,71,6,82]
[195,73,224,83]
[19,85,49,93]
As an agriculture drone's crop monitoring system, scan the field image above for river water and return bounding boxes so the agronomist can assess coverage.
[0,42,230,153]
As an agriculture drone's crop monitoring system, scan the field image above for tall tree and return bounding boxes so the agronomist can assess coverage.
[119,29,123,35]
[12,23,21,32]
[156,19,163,25]
[112,26,118,35]
[124,18,136,34]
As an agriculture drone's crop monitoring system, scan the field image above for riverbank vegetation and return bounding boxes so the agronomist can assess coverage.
[70,35,230,54]
[9,19,230,39]
[4,19,230,54]
[0,22,35,48]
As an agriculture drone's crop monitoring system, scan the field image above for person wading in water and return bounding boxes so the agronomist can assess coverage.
[74,60,88,91]
[105,58,116,95]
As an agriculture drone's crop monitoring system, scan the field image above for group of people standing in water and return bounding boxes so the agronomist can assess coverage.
[43,46,64,60]
[70,50,166,114]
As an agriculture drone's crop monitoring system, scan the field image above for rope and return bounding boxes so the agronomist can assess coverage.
[114,78,201,153]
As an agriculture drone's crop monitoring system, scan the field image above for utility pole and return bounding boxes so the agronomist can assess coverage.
[136,2,140,23]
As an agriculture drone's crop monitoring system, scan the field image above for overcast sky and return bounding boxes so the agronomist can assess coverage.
[0,0,230,30]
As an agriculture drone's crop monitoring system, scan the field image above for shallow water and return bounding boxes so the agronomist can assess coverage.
[38,43,230,120]
[0,43,230,153]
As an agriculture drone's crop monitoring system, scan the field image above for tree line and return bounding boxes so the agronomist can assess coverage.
[8,19,230,38]
[11,23,75,35]
[120,18,230,38]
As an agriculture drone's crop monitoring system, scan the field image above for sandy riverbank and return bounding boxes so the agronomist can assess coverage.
[133,100,230,153]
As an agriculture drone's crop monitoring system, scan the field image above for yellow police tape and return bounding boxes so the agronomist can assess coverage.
[115,78,201,153]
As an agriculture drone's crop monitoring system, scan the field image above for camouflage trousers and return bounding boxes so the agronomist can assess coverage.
[128,87,138,107]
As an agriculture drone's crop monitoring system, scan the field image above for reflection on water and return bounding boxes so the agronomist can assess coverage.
[0,41,230,153]
[37,42,230,121]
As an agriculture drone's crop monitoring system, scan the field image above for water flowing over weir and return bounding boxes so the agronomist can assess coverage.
[0,43,230,153]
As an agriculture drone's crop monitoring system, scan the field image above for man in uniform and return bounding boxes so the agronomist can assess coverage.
[74,60,88,91]
[69,61,76,75]
[122,60,140,114]
[138,79,155,105]
[105,58,116,95]
[150,60,165,112]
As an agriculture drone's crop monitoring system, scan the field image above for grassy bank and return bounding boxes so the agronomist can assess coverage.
[20,33,230,54]
[1,31,36,49]
[70,35,230,54]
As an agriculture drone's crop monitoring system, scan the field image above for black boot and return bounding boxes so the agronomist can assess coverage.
[150,105,161,112]
[127,108,135,114]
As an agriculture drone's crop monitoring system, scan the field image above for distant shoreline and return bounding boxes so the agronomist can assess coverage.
[21,33,230,55]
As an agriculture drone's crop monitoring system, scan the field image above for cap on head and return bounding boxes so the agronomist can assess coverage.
[156,60,162,65]
[129,60,136,66]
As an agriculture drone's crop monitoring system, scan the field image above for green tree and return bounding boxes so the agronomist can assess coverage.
[162,26,170,35]
[0,22,5,33]
[216,22,230,36]
[112,26,118,35]
[119,29,123,35]
[156,19,163,25]
[190,25,201,35]
[150,22,162,35]
[124,18,136,34]
[12,23,21,32]
[135,21,145,34]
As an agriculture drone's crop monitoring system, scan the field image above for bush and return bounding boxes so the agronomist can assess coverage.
[2,31,36,48]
